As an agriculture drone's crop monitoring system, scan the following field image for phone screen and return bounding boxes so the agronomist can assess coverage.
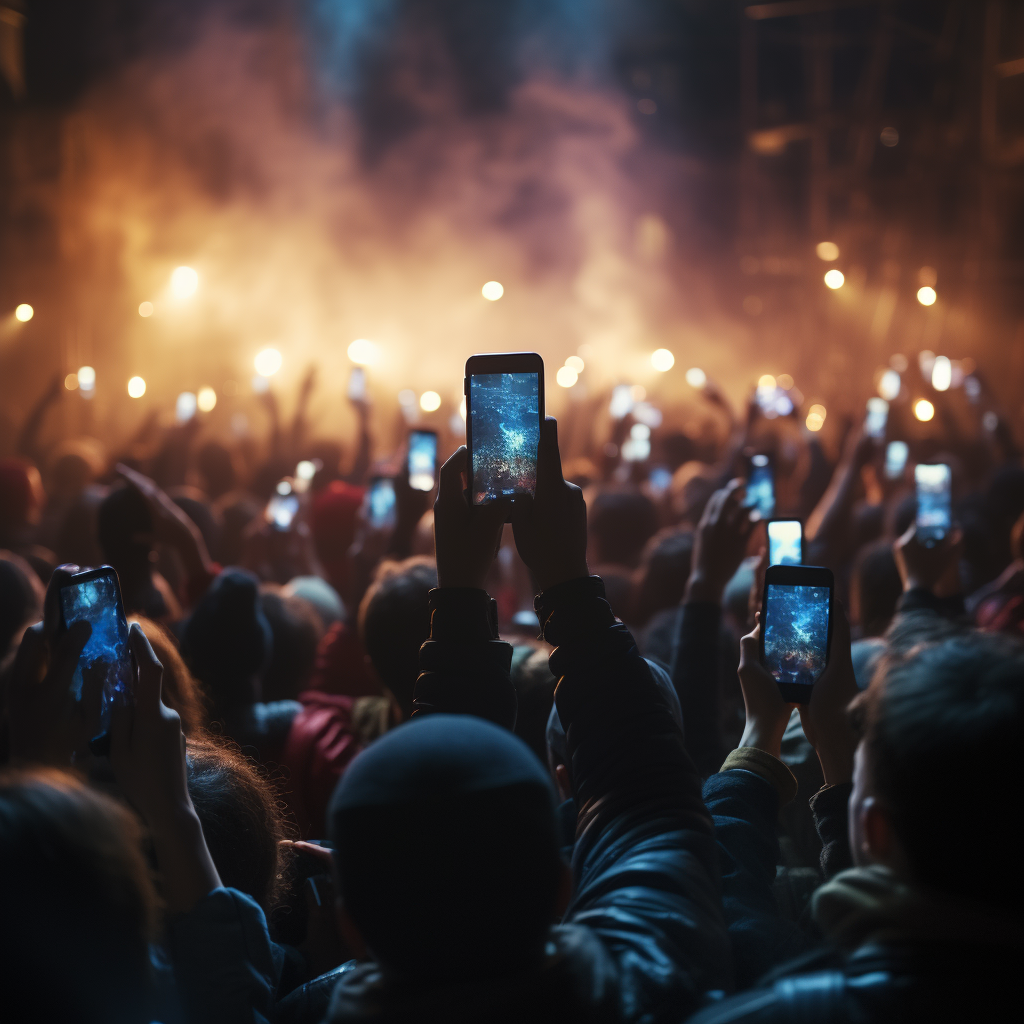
[368,478,397,528]
[348,367,366,401]
[885,440,908,479]
[408,431,437,492]
[266,493,299,530]
[60,573,132,724]
[768,520,802,566]
[763,583,830,690]
[865,398,889,439]
[745,454,775,519]
[648,466,673,496]
[469,372,540,504]
[915,463,951,543]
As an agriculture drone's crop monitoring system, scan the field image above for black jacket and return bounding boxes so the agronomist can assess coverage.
[322,575,733,1024]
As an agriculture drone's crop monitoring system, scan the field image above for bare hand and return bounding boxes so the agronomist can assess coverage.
[511,418,589,593]
[737,617,795,758]
[433,446,510,589]
[687,478,753,604]
[893,523,963,596]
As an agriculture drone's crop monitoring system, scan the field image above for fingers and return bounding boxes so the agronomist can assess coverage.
[43,565,79,645]
[129,622,164,713]
[536,417,564,493]
[437,446,468,508]
[738,625,761,670]
[9,623,46,698]
[49,620,91,693]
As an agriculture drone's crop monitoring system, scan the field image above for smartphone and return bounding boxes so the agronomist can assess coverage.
[760,564,834,703]
[59,566,133,750]
[865,397,889,440]
[884,440,909,479]
[915,463,952,546]
[767,519,802,566]
[367,476,397,529]
[408,429,438,492]
[266,489,300,531]
[648,465,673,496]
[744,453,775,519]
[348,367,367,401]
[465,352,545,506]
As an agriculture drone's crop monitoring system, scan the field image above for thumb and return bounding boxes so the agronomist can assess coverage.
[536,417,564,493]
[129,623,163,713]
[739,626,761,671]
[437,446,468,508]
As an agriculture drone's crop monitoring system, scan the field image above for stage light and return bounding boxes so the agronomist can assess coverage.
[77,366,96,391]
[170,266,198,300]
[347,338,379,366]
[917,286,937,306]
[459,396,467,420]
[15,303,33,322]
[481,281,504,301]
[914,399,935,422]
[64,373,79,391]
[686,367,707,389]
[420,391,441,412]
[777,373,794,390]
[197,386,217,412]
[254,347,282,377]
[824,269,845,289]
[878,369,901,401]
[758,374,777,390]
[565,355,584,373]
[556,366,578,388]
[176,392,197,422]
[138,302,154,318]
[805,404,826,432]
[630,423,651,440]
[651,348,675,372]
[276,480,292,496]
[931,356,952,392]
[127,376,146,399]
[816,242,839,261]
[296,460,316,482]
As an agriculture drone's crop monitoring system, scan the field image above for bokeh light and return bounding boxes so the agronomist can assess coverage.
[815,241,839,261]
[481,281,504,301]
[296,460,316,481]
[127,376,146,398]
[931,356,952,392]
[777,373,794,390]
[170,266,199,300]
[630,422,651,440]
[64,373,79,391]
[685,367,707,389]
[878,369,901,401]
[254,347,283,376]
[197,386,217,412]
[914,399,935,422]
[176,392,197,422]
[565,355,585,373]
[917,286,937,306]
[77,366,96,391]
[757,374,777,390]
[419,390,441,412]
[14,303,33,322]
[347,338,379,365]
[880,126,899,147]
[556,365,578,387]
[805,404,827,431]
[651,348,675,372]
[138,301,154,317]
[824,269,845,289]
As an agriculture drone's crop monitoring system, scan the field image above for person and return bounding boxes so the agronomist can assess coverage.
[312,419,732,1023]
[0,550,44,663]
[689,619,1023,1021]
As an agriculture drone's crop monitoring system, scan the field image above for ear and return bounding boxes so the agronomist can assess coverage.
[554,763,573,803]
[335,898,368,961]
[859,795,897,865]
[554,859,573,920]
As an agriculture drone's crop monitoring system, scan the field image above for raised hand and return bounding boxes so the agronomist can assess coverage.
[433,446,510,589]
[511,417,589,593]
[893,523,963,597]
[736,617,794,759]
[686,478,753,605]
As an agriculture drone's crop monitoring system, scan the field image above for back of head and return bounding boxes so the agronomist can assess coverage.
[632,526,694,626]
[45,438,105,500]
[181,568,271,715]
[859,631,1024,912]
[0,769,158,1023]
[186,739,289,912]
[260,587,324,701]
[852,539,902,638]
[0,458,41,538]
[0,550,44,660]
[329,715,559,982]
[358,557,437,718]
[587,487,659,567]
[97,484,154,573]
[197,441,238,499]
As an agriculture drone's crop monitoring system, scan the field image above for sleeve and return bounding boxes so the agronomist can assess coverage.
[540,575,734,1020]
[164,887,284,1024]
[671,602,726,777]
[412,587,516,729]
[809,782,854,878]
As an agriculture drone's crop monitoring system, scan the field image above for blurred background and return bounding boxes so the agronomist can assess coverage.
[2,0,1023,458]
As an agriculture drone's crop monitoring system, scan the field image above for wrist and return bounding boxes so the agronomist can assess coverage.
[738,718,788,759]
[534,561,590,594]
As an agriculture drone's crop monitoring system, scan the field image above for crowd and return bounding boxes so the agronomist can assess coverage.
[0,363,1021,1023]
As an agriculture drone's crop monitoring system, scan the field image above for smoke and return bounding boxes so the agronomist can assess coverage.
[53,7,752,445]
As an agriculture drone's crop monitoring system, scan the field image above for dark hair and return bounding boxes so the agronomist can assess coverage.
[0,551,43,661]
[358,557,436,718]
[857,631,1024,912]
[631,526,694,626]
[129,615,208,736]
[97,484,154,569]
[510,643,556,767]
[186,739,291,912]
[259,588,324,702]
[587,487,659,567]
[0,769,159,1023]
[851,540,902,638]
